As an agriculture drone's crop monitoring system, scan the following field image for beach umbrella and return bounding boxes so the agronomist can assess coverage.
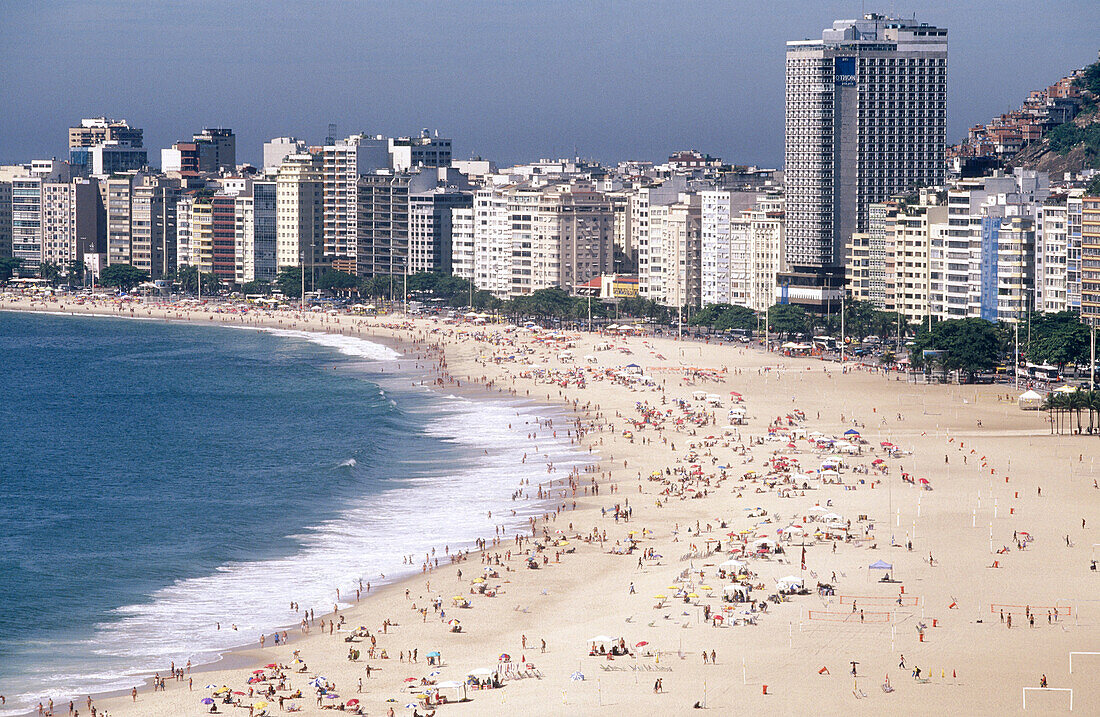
[406,704,418,709]
[499,653,511,661]
[654,594,667,600]
[687,593,700,598]
[428,671,441,677]
[636,641,649,647]
[427,651,441,657]
[204,684,218,689]
[252,669,266,674]
[233,691,245,696]
[325,694,339,699]
[472,577,485,583]
[570,671,585,681]
[701,585,713,591]
[264,663,277,668]
[347,699,360,707]
[201,698,214,704]
[404,677,418,683]
[213,687,230,694]
[253,702,268,710]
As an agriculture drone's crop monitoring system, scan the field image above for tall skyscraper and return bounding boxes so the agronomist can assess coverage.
[783,13,947,309]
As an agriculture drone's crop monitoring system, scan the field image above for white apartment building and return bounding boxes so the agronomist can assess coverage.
[322,135,389,272]
[1036,198,1069,313]
[450,207,476,284]
[472,188,512,299]
[701,193,785,311]
[659,194,702,308]
[631,179,686,300]
[276,153,325,270]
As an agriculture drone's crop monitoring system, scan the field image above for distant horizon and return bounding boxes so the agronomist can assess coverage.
[2,1,1098,168]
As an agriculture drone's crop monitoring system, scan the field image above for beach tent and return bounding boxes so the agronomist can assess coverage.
[844,429,861,436]
[719,558,747,571]
[869,560,892,571]
[587,635,619,651]
[1017,390,1043,410]
[776,575,804,591]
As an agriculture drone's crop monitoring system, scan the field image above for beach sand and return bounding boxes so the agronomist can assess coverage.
[4,294,1098,716]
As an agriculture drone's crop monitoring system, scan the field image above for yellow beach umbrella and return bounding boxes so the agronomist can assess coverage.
[667,585,680,590]
[472,578,484,583]
[701,586,713,591]
[687,593,700,598]
[654,594,667,600]
[253,702,268,710]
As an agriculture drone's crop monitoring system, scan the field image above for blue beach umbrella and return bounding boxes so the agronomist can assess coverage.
[201,697,214,704]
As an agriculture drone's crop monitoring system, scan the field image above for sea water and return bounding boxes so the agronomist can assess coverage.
[0,312,585,714]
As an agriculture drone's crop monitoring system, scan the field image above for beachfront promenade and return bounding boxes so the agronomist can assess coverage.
[4,295,1099,716]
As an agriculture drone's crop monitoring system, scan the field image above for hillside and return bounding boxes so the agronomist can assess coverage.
[1009,57,1100,174]
[1010,105,1100,174]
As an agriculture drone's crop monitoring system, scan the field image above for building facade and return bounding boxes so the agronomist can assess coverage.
[784,13,947,305]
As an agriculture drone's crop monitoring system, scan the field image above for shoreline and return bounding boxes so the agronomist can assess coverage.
[0,299,604,717]
[4,295,1098,716]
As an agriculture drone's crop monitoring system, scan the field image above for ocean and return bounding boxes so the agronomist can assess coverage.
[0,311,583,714]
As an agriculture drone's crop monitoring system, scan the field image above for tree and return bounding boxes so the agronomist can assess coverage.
[767,303,810,338]
[66,259,86,286]
[275,267,303,299]
[1026,311,1091,369]
[0,257,24,283]
[100,264,149,292]
[690,303,758,332]
[909,318,1002,382]
[241,279,272,295]
[39,261,63,286]
[317,269,359,296]
[176,266,222,295]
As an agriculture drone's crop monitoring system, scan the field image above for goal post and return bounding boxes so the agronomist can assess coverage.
[1069,651,1100,674]
[1022,687,1072,711]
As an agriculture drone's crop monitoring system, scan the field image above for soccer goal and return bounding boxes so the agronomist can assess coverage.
[1022,686,1072,711]
[1069,651,1100,674]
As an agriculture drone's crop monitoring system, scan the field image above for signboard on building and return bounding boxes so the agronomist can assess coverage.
[834,56,856,87]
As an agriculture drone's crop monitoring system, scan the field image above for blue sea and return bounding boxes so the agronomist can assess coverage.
[0,311,583,714]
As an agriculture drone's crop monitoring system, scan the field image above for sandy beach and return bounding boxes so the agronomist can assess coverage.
[4,294,1098,716]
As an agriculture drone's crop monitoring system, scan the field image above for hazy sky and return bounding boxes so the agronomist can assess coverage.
[1,1,1097,168]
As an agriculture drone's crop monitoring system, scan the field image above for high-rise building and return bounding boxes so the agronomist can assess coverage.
[131,174,181,279]
[69,118,143,173]
[180,193,236,283]
[40,178,101,269]
[162,129,236,174]
[275,152,325,272]
[659,194,702,308]
[530,185,614,295]
[88,142,147,176]
[263,137,308,171]
[101,176,135,266]
[0,179,12,258]
[472,187,513,298]
[322,135,389,272]
[1078,194,1100,327]
[388,130,452,171]
[450,207,476,285]
[408,184,473,274]
[355,172,419,278]
[784,13,947,308]
[235,180,277,284]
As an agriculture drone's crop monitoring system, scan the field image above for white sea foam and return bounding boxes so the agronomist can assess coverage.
[0,389,587,713]
[223,325,401,362]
